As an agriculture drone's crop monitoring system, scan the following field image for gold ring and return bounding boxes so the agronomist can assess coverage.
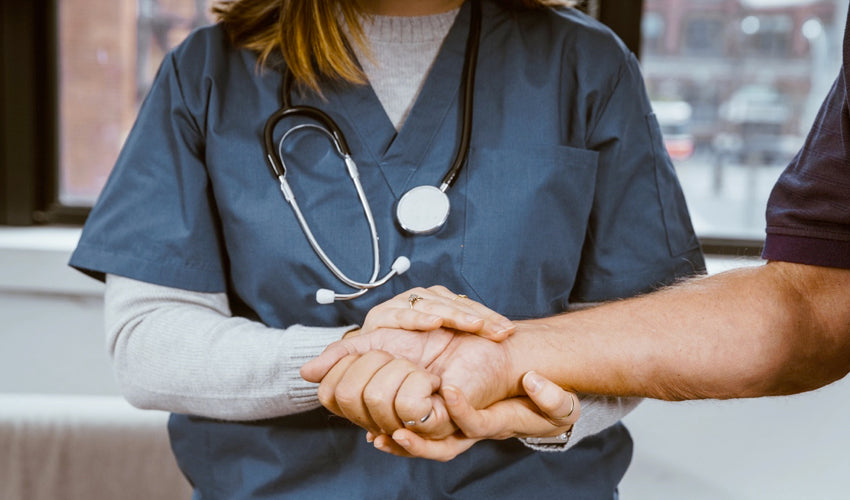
[562,394,576,419]
[452,294,468,301]
[408,293,424,309]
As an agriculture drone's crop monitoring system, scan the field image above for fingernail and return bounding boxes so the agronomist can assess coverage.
[525,371,543,394]
[366,432,374,443]
[394,437,410,448]
[443,386,459,405]
[495,327,513,339]
[465,314,483,324]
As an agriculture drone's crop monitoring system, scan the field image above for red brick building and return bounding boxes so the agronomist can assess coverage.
[59,0,209,204]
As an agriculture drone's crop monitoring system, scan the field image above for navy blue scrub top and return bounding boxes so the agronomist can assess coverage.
[71,2,704,498]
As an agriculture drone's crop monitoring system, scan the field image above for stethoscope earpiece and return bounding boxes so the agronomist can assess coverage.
[315,256,411,304]
[315,288,337,305]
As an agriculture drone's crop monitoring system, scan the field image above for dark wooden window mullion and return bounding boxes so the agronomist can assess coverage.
[598,0,644,57]
[0,0,58,225]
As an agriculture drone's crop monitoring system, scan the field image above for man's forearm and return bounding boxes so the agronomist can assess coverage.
[507,261,850,400]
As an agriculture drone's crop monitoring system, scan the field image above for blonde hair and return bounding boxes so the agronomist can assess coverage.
[212,0,576,92]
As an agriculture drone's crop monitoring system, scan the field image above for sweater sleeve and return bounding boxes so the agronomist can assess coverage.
[520,395,642,452]
[570,395,641,446]
[104,274,356,421]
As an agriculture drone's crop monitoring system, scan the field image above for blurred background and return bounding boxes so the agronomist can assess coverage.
[1,0,848,498]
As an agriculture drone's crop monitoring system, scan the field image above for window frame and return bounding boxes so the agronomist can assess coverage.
[2,0,57,225]
[0,0,762,255]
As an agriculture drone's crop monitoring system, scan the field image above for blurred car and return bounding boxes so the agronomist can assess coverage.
[652,100,695,162]
[713,84,802,165]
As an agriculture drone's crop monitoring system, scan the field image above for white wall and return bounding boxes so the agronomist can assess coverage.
[1,227,848,499]
[0,227,113,395]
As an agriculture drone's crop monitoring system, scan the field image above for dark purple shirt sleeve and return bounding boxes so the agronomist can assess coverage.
[762,10,850,269]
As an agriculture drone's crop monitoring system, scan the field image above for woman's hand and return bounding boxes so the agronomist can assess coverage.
[317,351,456,439]
[371,371,581,462]
[301,286,515,383]
[362,285,515,342]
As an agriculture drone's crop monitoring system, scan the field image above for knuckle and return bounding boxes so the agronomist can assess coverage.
[463,426,485,439]
[364,309,378,322]
[455,417,483,438]
[394,394,421,415]
[333,387,360,409]
[363,387,388,407]
[392,308,408,322]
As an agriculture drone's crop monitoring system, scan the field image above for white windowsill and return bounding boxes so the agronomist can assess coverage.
[0,226,765,297]
[0,227,103,296]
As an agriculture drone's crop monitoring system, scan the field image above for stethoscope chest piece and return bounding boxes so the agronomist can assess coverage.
[396,185,451,235]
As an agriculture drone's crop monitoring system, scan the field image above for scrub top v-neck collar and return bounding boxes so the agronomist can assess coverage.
[324,1,473,198]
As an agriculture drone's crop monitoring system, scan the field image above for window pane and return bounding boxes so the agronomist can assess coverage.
[58,0,212,206]
[642,0,846,240]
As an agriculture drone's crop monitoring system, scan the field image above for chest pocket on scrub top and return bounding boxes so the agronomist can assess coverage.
[460,145,599,318]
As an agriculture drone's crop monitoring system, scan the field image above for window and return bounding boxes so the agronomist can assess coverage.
[641,12,667,55]
[2,0,621,226]
[9,0,844,252]
[642,0,845,247]
[683,16,728,56]
[51,0,602,211]
[739,14,794,58]
[59,0,212,206]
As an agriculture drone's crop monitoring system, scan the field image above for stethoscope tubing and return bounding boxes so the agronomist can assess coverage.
[440,0,481,190]
[264,106,351,179]
[262,0,481,302]
[274,125,393,292]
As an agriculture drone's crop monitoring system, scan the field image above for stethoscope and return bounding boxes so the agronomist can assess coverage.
[263,0,481,304]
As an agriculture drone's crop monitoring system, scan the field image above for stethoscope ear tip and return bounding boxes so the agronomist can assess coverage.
[392,256,411,275]
[316,289,336,304]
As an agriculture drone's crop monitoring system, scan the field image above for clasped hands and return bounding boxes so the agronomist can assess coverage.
[301,286,580,462]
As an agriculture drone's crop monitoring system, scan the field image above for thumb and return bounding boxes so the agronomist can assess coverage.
[522,371,580,424]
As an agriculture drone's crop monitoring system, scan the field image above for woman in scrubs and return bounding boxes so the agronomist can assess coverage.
[71,0,705,497]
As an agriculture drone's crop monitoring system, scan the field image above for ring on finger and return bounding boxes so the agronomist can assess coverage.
[452,294,468,301]
[408,293,424,309]
[403,409,432,426]
[558,393,576,420]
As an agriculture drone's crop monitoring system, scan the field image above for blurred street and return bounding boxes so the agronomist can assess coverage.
[673,153,789,239]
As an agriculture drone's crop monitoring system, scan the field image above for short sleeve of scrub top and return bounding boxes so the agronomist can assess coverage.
[567,52,705,302]
[70,50,227,293]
